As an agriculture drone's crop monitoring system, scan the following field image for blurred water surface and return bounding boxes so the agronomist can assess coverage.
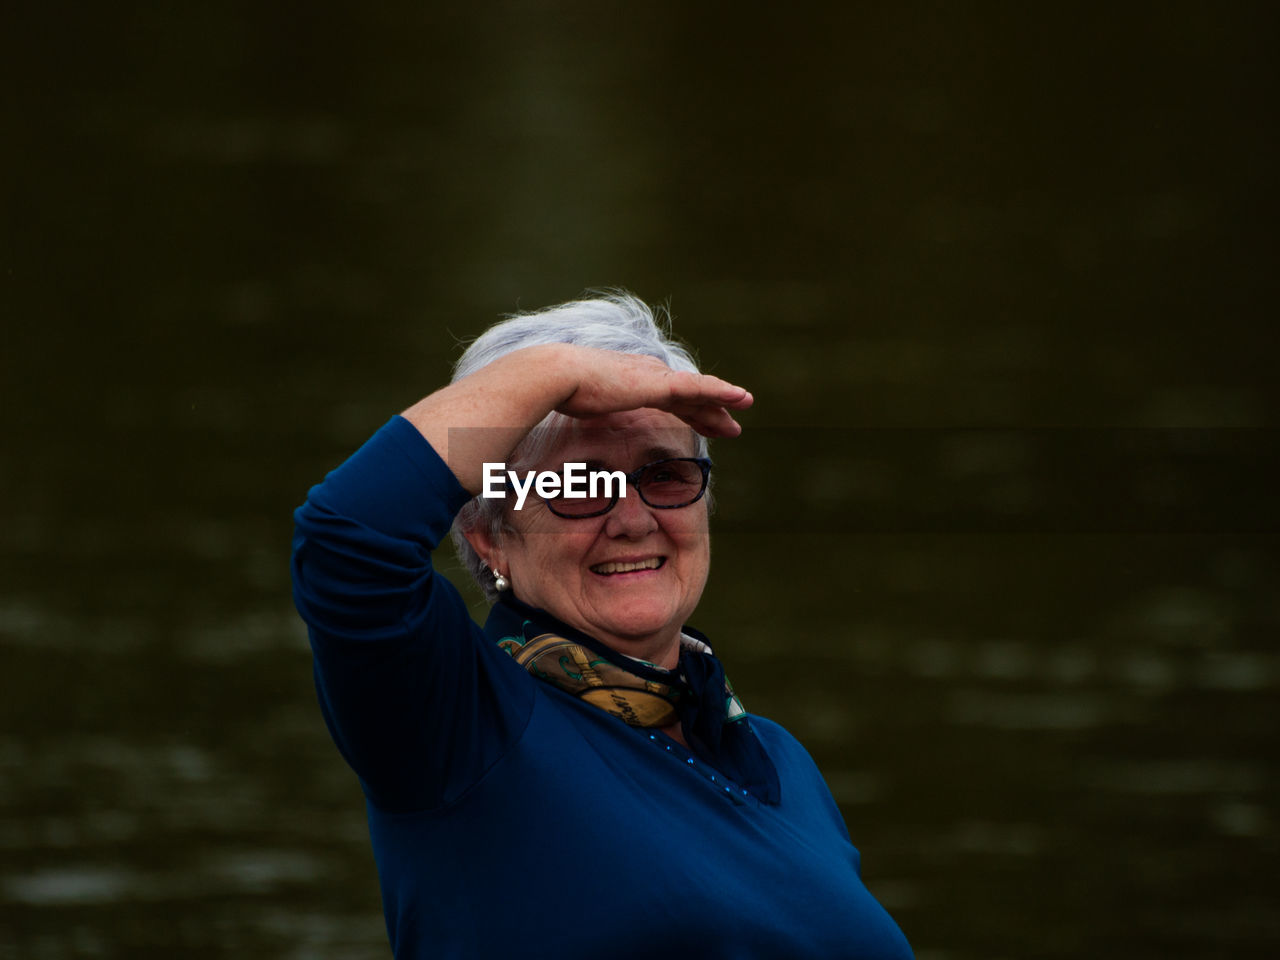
[4,3,1277,958]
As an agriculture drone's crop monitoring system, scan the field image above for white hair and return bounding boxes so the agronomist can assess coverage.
[448,290,710,601]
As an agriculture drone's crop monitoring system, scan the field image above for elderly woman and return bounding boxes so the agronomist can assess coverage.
[291,293,913,959]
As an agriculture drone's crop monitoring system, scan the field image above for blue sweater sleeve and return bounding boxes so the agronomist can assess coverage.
[291,415,534,812]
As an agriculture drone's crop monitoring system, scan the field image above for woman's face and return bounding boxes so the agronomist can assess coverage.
[474,409,710,668]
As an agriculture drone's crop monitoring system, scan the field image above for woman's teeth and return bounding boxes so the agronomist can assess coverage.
[591,558,663,575]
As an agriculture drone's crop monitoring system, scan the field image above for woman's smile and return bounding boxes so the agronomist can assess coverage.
[590,556,666,576]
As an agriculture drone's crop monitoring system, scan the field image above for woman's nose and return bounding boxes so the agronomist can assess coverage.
[604,485,658,538]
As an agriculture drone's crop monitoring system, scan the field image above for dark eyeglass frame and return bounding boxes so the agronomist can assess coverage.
[544,457,713,519]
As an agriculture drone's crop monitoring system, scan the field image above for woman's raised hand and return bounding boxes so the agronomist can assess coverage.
[402,343,752,493]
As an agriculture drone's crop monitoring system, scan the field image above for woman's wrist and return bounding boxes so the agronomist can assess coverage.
[400,344,584,493]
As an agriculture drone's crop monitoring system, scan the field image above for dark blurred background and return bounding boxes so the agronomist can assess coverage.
[3,3,1277,958]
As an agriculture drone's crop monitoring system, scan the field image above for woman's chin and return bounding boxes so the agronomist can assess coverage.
[589,603,684,654]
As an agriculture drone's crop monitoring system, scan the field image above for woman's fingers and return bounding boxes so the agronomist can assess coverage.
[683,409,744,438]
[662,370,753,408]
[666,398,746,438]
[648,371,752,437]
[560,354,753,422]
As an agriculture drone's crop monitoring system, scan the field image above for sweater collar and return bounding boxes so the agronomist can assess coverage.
[484,596,779,803]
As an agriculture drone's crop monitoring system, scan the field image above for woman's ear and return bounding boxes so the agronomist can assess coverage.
[462,523,502,573]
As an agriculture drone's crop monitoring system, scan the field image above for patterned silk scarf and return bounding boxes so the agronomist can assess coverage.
[490,597,780,803]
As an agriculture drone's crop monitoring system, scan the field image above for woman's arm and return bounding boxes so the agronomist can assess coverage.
[400,343,753,493]
[293,417,510,812]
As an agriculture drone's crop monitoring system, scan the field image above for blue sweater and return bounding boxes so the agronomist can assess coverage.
[292,416,913,960]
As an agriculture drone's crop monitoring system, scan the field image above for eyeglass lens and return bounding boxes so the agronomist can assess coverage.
[547,458,707,517]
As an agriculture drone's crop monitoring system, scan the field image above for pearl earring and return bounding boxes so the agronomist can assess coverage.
[493,569,510,592]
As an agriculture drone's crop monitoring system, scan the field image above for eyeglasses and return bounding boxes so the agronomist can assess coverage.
[544,457,712,519]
